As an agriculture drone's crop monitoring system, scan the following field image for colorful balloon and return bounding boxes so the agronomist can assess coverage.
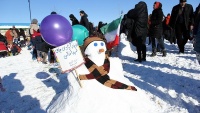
[72,25,89,46]
[40,14,72,47]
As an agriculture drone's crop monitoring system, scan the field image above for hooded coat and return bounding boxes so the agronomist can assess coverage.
[194,4,200,35]
[194,23,200,53]
[69,14,79,26]
[80,11,90,31]
[193,4,200,53]
[149,2,164,39]
[127,1,148,39]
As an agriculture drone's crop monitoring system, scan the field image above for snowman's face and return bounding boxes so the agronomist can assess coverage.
[84,41,107,56]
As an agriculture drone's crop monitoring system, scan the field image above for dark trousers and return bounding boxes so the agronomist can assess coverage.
[148,37,151,45]
[175,23,190,53]
[32,48,37,58]
[151,37,165,52]
[50,50,55,63]
[134,36,146,60]
[31,38,37,59]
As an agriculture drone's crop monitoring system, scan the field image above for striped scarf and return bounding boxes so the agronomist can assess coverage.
[80,55,137,91]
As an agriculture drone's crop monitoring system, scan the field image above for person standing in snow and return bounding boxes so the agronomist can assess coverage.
[127,1,148,62]
[147,14,152,45]
[69,14,79,26]
[163,13,176,44]
[34,29,51,64]
[193,3,200,64]
[120,14,134,43]
[149,1,166,57]
[169,0,194,53]
[29,18,39,60]
[79,10,90,34]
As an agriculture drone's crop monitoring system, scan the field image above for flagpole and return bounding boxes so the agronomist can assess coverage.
[28,0,32,22]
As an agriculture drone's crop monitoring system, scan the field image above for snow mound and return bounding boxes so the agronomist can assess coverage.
[47,57,160,113]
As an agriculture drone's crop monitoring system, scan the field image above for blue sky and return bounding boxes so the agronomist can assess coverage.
[0,0,199,26]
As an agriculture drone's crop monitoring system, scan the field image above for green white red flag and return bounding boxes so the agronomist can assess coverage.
[100,16,122,50]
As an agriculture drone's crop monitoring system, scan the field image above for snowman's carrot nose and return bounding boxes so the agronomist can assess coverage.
[99,48,104,53]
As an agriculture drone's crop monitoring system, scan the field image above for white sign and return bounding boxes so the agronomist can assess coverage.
[52,40,85,72]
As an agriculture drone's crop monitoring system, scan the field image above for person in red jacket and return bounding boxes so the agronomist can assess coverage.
[5,28,14,45]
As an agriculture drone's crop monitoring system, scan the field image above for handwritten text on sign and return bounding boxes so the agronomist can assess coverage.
[53,41,84,72]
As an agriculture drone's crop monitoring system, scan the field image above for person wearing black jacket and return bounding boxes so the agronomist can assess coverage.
[149,1,166,57]
[169,0,194,53]
[69,14,79,26]
[193,4,200,56]
[127,1,148,62]
[79,10,90,31]
[35,37,51,64]
[193,3,200,38]
[120,14,134,43]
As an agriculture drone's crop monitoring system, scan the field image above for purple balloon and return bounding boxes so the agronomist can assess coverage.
[40,14,72,47]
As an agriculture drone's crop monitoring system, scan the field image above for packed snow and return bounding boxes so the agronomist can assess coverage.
[0,35,200,113]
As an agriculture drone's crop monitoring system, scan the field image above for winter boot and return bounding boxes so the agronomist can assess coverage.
[150,52,156,57]
[150,49,156,57]
[162,50,167,57]
[135,49,142,63]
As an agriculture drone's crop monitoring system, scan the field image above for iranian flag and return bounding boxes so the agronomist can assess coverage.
[100,17,122,50]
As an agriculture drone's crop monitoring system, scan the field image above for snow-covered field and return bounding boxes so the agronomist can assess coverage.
[0,36,200,113]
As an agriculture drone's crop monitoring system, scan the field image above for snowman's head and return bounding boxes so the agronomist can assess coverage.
[83,37,107,56]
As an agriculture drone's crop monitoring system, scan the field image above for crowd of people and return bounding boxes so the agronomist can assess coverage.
[120,0,200,63]
[0,0,200,95]
[0,26,25,57]
[0,0,200,65]
[0,9,108,65]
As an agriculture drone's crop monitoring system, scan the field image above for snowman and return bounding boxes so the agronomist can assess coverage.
[79,36,137,91]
